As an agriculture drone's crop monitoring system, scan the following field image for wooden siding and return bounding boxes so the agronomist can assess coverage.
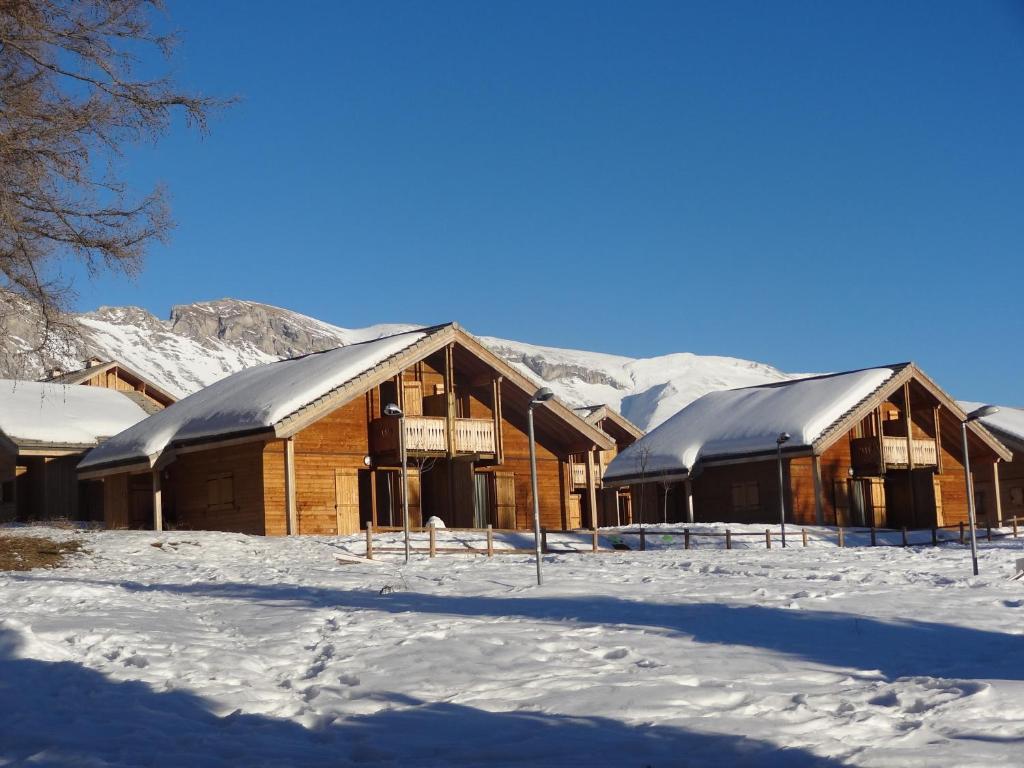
[173,442,266,534]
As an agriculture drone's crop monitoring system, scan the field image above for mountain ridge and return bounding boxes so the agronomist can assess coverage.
[0,296,796,432]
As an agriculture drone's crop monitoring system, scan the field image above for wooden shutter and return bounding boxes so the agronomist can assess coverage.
[566,495,582,529]
[335,469,360,534]
[932,476,944,527]
[868,478,887,528]
[494,471,516,529]
[833,480,850,527]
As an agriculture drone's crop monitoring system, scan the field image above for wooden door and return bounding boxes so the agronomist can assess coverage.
[404,468,422,527]
[868,478,887,528]
[402,382,424,416]
[833,480,850,527]
[335,469,360,534]
[493,471,516,529]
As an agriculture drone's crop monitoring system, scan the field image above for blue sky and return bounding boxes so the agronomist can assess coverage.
[72,1,1024,403]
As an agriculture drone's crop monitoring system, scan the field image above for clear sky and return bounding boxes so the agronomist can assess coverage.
[72,1,1024,404]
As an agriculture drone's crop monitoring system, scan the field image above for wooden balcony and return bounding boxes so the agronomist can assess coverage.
[851,436,938,472]
[370,416,496,456]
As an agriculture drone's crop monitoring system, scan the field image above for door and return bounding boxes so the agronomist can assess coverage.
[849,480,866,527]
[494,471,516,529]
[833,480,850,527]
[402,382,424,416]
[335,469,360,534]
[473,473,491,528]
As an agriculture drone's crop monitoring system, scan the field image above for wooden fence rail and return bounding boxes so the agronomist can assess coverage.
[361,520,1022,559]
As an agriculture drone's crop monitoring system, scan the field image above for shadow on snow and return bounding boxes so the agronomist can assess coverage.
[0,627,839,767]
[19,572,1024,684]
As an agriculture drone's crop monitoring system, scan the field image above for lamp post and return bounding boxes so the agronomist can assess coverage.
[776,432,791,548]
[961,405,999,576]
[384,402,410,563]
[527,387,555,586]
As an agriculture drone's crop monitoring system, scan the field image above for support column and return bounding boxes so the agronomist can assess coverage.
[903,384,916,526]
[152,469,163,532]
[684,478,694,524]
[811,455,824,525]
[584,448,599,530]
[444,345,455,523]
[993,460,1004,526]
[492,375,504,463]
[284,438,297,535]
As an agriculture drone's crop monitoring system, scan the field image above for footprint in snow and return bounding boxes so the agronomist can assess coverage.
[338,673,360,687]
[124,654,149,669]
[604,648,628,661]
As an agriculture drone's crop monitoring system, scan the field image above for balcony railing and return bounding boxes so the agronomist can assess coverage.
[851,436,938,471]
[454,418,496,453]
[370,416,496,455]
[572,463,587,487]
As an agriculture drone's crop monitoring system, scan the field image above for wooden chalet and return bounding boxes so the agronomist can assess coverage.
[604,364,1013,529]
[78,323,614,535]
[962,403,1024,526]
[42,357,177,413]
[570,405,644,527]
[0,380,150,522]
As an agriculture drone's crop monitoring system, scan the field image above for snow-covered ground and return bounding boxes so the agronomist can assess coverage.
[2,525,1024,767]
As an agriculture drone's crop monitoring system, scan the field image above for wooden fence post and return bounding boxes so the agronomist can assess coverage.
[429,524,436,558]
[725,529,732,550]
[987,525,992,542]
[592,529,599,553]
[541,528,548,554]
[870,526,876,547]
[684,528,690,550]
[901,527,908,547]
[365,523,373,560]
[802,528,808,548]
[1014,518,1019,539]
[959,521,965,545]
[639,528,647,551]
[838,528,845,548]
[486,524,494,558]
[765,529,771,549]
[931,527,937,546]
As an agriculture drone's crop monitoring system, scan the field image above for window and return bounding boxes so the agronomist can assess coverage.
[0,480,13,504]
[206,472,234,510]
[731,481,759,514]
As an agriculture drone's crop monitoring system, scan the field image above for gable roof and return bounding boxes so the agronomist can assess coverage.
[79,323,612,475]
[0,379,150,454]
[573,404,645,441]
[604,363,1011,485]
[42,359,178,407]
[959,401,1024,454]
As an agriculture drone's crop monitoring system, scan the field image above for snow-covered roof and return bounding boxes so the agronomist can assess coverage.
[79,329,429,470]
[604,367,896,481]
[959,401,1024,450]
[0,380,150,449]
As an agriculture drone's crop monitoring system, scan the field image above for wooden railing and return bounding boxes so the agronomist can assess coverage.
[572,463,587,486]
[453,418,496,454]
[370,416,495,455]
[851,436,937,470]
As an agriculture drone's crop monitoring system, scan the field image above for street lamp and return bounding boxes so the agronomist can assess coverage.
[961,404,999,576]
[527,387,555,586]
[776,432,791,548]
[384,402,410,563]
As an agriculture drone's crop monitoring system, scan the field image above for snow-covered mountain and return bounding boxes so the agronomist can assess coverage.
[0,297,795,432]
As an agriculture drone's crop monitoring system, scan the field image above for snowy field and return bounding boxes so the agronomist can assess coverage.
[2,526,1024,767]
